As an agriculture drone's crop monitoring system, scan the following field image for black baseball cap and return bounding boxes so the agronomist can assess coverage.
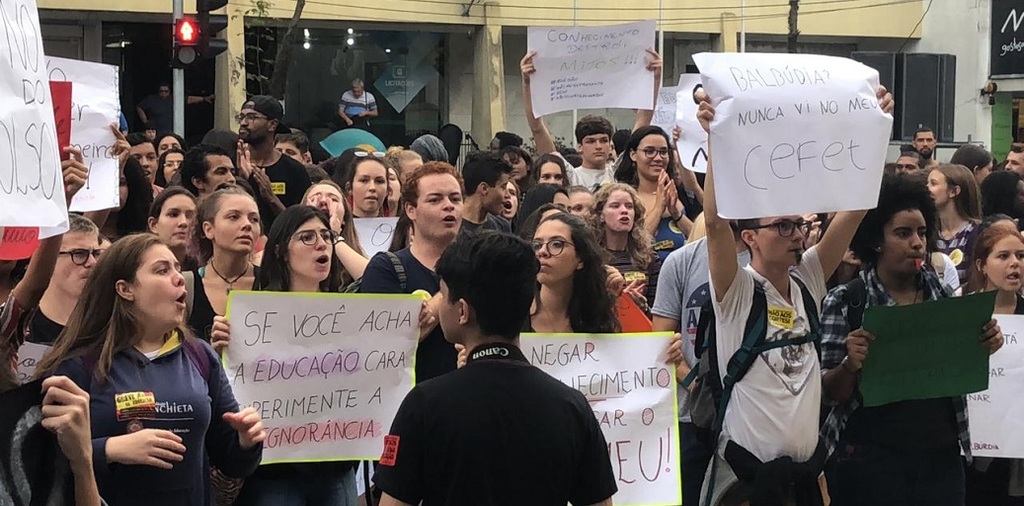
[242,95,291,133]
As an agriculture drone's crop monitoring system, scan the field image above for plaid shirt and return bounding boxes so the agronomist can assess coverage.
[819,267,972,460]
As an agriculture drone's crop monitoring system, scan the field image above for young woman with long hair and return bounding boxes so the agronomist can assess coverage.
[928,163,983,286]
[212,206,354,505]
[592,182,662,307]
[155,147,185,188]
[614,125,693,261]
[344,154,390,218]
[303,180,369,285]
[147,187,198,271]
[532,153,570,190]
[187,186,260,340]
[36,233,265,506]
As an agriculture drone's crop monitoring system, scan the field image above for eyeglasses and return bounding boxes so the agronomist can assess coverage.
[531,239,575,257]
[354,151,386,158]
[745,219,812,238]
[58,248,102,266]
[292,229,334,246]
[235,113,268,123]
[639,147,671,159]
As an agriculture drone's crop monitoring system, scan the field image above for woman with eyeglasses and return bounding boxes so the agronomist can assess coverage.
[148,187,199,271]
[185,186,261,342]
[155,147,185,188]
[529,212,620,333]
[928,163,983,287]
[210,206,357,506]
[614,126,693,262]
[36,233,266,506]
[342,152,390,218]
[592,183,662,311]
[303,180,369,285]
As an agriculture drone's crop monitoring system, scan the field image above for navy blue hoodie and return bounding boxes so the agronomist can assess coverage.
[55,333,262,506]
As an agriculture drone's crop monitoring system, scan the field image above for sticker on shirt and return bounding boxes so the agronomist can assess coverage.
[668,220,683,235]
[271,182,286,195]
[767,306,795,330]
[623,271,647,283]
[653,239,676,251]
[760,317,816,396]
[949,248,963,266]
[380,435,400,466]
[115,391,157,421]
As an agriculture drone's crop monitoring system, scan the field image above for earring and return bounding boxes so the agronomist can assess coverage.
[875,246,882,252]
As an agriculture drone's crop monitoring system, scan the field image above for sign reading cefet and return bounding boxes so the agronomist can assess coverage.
[991,0,1024,77]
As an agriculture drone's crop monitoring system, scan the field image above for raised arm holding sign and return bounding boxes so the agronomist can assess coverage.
[693,52,893,219]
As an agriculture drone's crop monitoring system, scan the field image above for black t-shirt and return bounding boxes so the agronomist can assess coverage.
[359,248,454,382]
[25,309,64,346]
[373,349,618,505]
[253,153,311,228]
[459,214,511,235]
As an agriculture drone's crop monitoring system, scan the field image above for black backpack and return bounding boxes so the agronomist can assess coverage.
[684,276,822,432]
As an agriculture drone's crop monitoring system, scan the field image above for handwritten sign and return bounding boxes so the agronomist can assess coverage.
[0,0,68,237]
[46,57,121,212]
[224,291,419,464]
[16,342,49,384]
[968,314,1024,458]
[692,52,892,218]
[675,74,708,173]
[652,84,679,135]
[527,21,656,117]
[353,217,398,260]
[522,333,681,506]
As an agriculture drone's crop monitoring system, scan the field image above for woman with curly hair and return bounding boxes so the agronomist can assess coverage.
[592,182,661,307]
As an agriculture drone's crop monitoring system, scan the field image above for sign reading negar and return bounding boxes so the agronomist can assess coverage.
[992,0,1024,77]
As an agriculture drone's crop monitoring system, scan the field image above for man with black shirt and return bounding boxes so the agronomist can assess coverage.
[459,151,512,234]
[374,232,617,506]
[237,95,311,226]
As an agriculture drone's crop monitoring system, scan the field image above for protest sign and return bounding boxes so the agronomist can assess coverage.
[49,81,72,156]
[16,342,49,384]
[0,379,72,505]
[354,217,399,260]
[652,83,679,135]
[692,52,892,218]
[46,56,121,212]
[0,0,68,237]
[527,21,656,117]
[0,226,40,261]
[224,291,419,464]
[861,291,995,407]
[522,333,681,506]
[675,74,708,173]
[968,314,1024,458]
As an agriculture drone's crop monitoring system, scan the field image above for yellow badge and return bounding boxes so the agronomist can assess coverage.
[653,239,675,251]
[623,271,647,283]
[115,391,157,421]
[767,306,795,330]
[949,248,963,266]
[271,182,286,195]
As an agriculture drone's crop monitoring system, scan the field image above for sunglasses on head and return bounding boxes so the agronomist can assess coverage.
[354,151,385,158]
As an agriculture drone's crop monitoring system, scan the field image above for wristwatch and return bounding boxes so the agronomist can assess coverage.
[332,234,345,245]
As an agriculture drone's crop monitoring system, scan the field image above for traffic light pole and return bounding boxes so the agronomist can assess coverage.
[172,0,185,136]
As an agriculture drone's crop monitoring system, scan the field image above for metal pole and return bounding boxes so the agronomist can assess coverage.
[658,0,664,57]
[740,0,746,52]
[172,0,185,136]
[571,0,577,144]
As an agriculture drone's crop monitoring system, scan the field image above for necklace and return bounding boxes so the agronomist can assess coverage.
[209,261,250,294]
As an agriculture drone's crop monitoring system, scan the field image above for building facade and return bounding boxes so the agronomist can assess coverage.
[38,0,926,151]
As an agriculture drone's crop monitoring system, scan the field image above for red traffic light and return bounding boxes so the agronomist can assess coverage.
[175,17,199,46]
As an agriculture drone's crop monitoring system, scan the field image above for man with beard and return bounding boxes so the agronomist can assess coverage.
[237,95,311,227]
[912,127,939,169]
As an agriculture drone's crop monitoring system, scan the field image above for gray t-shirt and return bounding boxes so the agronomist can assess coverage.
[651,237,751,423]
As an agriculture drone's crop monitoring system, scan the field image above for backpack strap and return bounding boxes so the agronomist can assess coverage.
[183,270,196,323]
[713,284,768,432]
[842,277,867,331]
[384,251,408,293]
[793,276,822,356]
